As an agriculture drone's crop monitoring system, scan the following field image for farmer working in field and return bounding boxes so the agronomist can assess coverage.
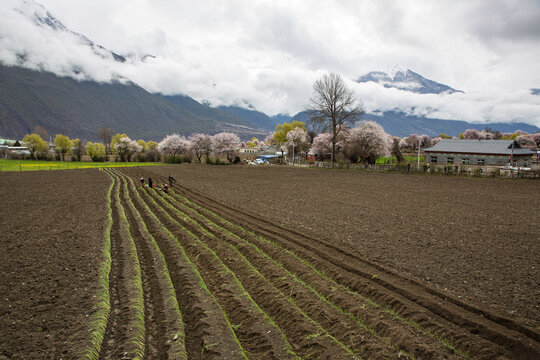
[148,177,153,189]
[140,177,145,187]
[168,174,176,187]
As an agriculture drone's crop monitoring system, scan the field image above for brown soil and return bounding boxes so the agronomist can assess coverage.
[133,164,540,359]
[0,169,109,359]
[145,164,540,325]
[2,164,539,359]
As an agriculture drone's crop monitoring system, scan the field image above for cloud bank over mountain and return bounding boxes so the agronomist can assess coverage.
[1,0,539,127]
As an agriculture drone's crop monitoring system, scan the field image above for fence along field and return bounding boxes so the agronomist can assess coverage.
[71,167,539,359]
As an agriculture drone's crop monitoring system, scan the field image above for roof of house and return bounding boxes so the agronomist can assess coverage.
[424,139,535,155]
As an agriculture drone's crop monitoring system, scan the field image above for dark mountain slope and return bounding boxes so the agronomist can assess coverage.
[0,65,268,140]
[158,94,255,128]
[218,105,285,131]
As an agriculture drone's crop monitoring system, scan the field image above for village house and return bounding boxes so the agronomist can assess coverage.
[424,139,535,167]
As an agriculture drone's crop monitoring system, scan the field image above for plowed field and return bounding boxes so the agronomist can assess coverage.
[1,165,538,359]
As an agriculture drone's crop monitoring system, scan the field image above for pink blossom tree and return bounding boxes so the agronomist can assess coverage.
[188,133,212,162]
[212,132,240,163]
[431,137,442,146]
[343,121,392,165]
[158,134,192,157]
[516,134,536,147]
[263,133,274,146]
[401,134,421,150]
[463,129,484,139]
[532,133,540,147]
[285,127,309,165]
[114,136,142,162]
[420,134,432,148]
[310,133,333,160]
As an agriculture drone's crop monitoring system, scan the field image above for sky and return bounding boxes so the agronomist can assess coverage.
[1,0,540,127]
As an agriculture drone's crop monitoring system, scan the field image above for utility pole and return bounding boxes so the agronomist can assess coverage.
[510,141,514,167]
[417,138,421,171]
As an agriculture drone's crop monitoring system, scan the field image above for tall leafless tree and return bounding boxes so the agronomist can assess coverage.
[32,125,50,142]
[307,73,362,167]
[98,127,114,154]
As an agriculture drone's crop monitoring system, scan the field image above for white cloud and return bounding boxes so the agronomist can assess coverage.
[1,0,539,127]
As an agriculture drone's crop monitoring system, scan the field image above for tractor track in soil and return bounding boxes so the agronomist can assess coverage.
[124,167,540,360]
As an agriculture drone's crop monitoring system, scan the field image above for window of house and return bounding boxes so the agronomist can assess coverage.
[430,157,438,163]
[447,157,454,164]
[462,158,469,164]
[477,159,485,165]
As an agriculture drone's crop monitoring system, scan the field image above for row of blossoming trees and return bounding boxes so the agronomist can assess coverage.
[268,122,540,167]
[16,131,242,163]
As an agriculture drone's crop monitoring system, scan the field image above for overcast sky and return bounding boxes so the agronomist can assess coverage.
[1,0,540,127]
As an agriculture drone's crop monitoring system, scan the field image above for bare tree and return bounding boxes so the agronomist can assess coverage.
[32,125,49,142]
[391,137,405,164]
[98,127,114,154]
[307,73,362,167]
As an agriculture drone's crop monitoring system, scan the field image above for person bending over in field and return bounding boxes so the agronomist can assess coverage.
[168,174,176,187]
[163,184,168,193]
[140,177,145,187]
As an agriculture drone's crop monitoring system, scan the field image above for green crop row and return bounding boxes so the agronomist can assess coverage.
[133,177,297,359]
[107,171,146,359]
[118,173,188,359]
[78,175,114,360]
[122,174,248,359]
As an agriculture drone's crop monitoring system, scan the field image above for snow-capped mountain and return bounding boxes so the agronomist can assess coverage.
[357,65,463,95]
[18,0,126,63]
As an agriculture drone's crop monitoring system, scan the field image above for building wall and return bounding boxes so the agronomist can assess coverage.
[425,153,532,167]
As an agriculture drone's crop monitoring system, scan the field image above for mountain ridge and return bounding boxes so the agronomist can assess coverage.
[357,67,464,95]
[0,64,270,141]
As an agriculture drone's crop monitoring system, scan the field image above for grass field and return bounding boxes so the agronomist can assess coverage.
[375,155,425,164]
[0,159,162,172]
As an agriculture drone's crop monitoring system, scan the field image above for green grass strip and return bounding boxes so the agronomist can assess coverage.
[123,174,248,359]
[120,173,188,359]
[107,171,146,359]
[78,171,114,360]
[146,188,358,359]
[0,159,162,171]
[170,189,469,359]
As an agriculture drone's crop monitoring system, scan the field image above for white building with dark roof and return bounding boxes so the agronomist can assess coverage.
[424,139,535,167]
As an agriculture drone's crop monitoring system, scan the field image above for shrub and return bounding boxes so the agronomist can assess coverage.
[205,157,227,165]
